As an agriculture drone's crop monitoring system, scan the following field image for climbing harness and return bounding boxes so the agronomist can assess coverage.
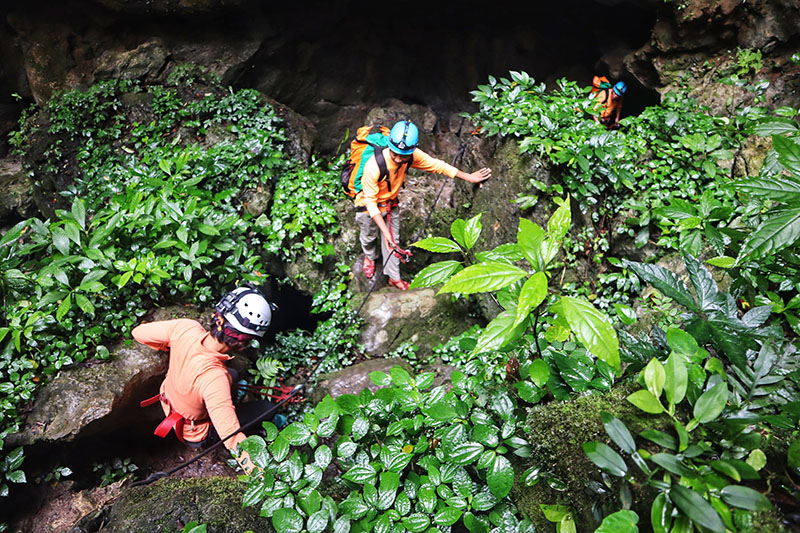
[139,392,209,444]
[132,133,475,488]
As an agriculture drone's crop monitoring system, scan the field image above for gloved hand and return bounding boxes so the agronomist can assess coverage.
[236,449,256,475]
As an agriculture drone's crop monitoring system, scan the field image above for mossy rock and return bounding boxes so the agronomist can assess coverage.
[100,477,269,532]
[517,382,673,531]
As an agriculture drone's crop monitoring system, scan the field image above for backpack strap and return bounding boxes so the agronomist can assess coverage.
[373,147,414,190]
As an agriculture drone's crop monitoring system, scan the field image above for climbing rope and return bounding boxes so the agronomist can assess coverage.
[131,135,474,487]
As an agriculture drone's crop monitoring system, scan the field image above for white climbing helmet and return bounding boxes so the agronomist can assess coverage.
[215,284,275,337]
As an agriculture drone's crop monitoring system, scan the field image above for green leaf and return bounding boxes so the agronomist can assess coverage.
[650,493,673,533]
[517,218,546,271]
[463,213,482,250]
[56,293,73,322]
[51,226,71,255]
[582,441,627,477]
[731,176,800,203]
[198,223,220,236]
[487,455,514,499]
[539,504,571,522]
[773,134,800,176]
[412,237,462,253]
[719,485,772,511]
[439,262,528,295]
[450,442,485,465]
[710,460,741,482]
[627,390,664,414]
[450,218,467,249]
[754,119,799,136]
[668,484,725,533]
[529,359,550,388]
[75,293,95,316]
[512,272,547,328]
[409,260,463,289]
[738,206,800,261]
[650,453,696,478]
[272,508,303,533]
[547,196,571,240]
[664,351,688,407]
[560,296,620,372]
[403,513,431,532]
[71,198,87,230]
[343,464,377,484]
[644,358,665,399]
[369,371,392,387]
[472,309,526,355]
[595,510,639,533]
[693,381,729,424]
[600,412,635,454]
[624,260,698,313]
[433,507,463,526]
[614,303,637,325]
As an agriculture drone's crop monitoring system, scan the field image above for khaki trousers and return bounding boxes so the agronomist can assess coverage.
[356,209,401,280]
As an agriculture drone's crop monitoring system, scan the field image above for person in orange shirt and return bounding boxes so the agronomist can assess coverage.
[133,284,281,474]
[355,120,492,290]
[593,81,626,129]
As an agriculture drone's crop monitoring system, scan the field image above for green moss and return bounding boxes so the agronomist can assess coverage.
[517,382,672,531]
[105,477,269,532]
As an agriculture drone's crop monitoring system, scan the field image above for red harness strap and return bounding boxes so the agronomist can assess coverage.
[140,393,192,443]
[233,378,305,404]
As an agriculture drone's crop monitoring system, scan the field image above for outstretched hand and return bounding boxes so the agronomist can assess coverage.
[461,167,492,184]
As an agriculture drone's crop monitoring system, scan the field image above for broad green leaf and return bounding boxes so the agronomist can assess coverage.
[272,508,303,533]
[560,296,620,372]
[512,272,547,328]
[342,464,377,484]
[664,351,688,407]
[434,507,463,526]
[668,485,725,533]
[539,504,571,522]
[471,309,527,355]
[705,256,736,268]
[412,237,462,253]
[450,218,467,249]
[627,390,664,414]
[753,119,798,136]
[693,381,729,424]
[409,260,463,289]
[614,303,637,325]
[403,513,430,532]
[463,213,482,250]
[595,510,639,533]
[0,220,27,248]
[51,226,71,255]
[732,176,800,203]
[651,493,672,533]
[719,485,772,511]
[787,438,800,468]
[582,441,627,477]
[683,252,718,311]
[56,293,72,322]
[439,262,528,295]
[75,293,95,316]
[547,196,571,241]
[529,359,550,388]
[487,455,514,499]
[644,358,665,399]
[650,453,696,478]
[517,218,546,271]
[624,260,698,313]
[773,134,800,176]
[450,442,484,465]
[710,460,741,482]
[666,328,699,358]
[71,198,87,230]
[600,412,635,454]
[738,206,800,261]
[198,223,220,236]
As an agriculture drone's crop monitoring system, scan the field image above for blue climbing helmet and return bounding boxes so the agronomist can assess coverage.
[388,120,419,155]
[613,81,627,96]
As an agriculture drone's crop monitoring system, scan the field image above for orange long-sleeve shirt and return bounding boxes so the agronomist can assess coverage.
[132,319,246,452]
[593,90,623,120]
[354,147,458,218]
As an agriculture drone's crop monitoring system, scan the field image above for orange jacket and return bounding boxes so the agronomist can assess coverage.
[593,89,623,120]
[132,319,246,452]
[354,147,458,218]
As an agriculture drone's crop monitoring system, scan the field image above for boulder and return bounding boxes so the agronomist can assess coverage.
[9,306,207,447]
[357,288,478,359]
[0,158,37,221]
[93,41,168,81]
[309,357,413,405]
[10,341,167,446]
[95,477,268,533]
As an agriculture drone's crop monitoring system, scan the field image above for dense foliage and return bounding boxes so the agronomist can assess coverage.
[0,77,343,506]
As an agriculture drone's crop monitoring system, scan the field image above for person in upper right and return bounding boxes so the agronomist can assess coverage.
[592,80,626,129]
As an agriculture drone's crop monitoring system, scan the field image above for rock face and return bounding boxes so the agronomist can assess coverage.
[310,357,413,405]
[0,158,36,222]
[358,288,478,358]
[10,342,167,446]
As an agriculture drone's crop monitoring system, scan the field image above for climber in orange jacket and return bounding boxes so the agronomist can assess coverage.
[592,80,627,128]
[132,283,280,474]
[355,119,492,290]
